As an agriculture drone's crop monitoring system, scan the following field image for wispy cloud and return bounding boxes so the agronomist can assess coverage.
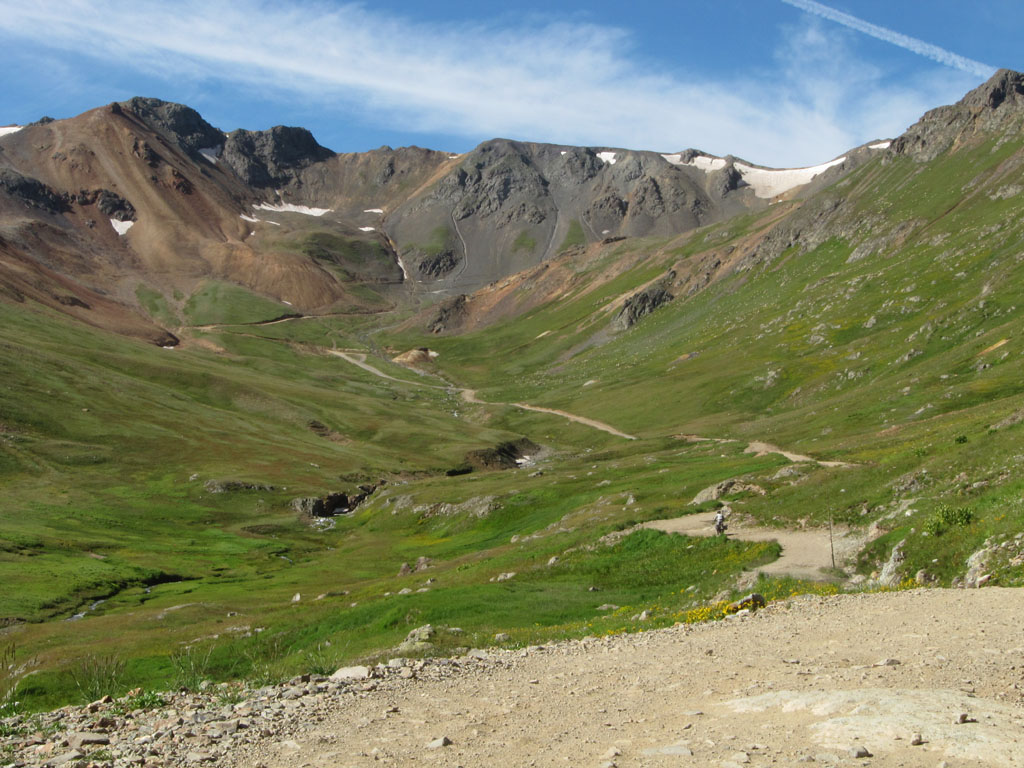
[0,0,983,166]
[779,0,996,78]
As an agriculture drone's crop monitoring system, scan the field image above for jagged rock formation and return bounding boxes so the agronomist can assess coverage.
[0,70,1021,342]
[613,271,676,330]
[893,68,1024,161]
[221,126,333,188]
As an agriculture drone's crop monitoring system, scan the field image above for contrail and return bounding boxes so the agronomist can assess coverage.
[780,0,996,78]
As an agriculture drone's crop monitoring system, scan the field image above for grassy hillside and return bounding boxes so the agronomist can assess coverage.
[4,126,1024,712]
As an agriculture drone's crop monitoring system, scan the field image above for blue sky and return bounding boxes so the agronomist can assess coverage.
[0,1,1020,167]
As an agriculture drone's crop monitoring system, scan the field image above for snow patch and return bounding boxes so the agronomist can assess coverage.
[282,300,292,306]
[448,154,461,160]
[198,146,221,164]
[734,157,846,199]
[869,141,892,150]
[254,201,332,216]
[597,151,617,165]
[363,208,384,214]
[560,151,567,156]
[396,254,410,281]
[358,226,376,232]
[110,219,134,235]
[240,214,260,223]
[671,154,727,172]
[0,125,22,137]
[535,330,551,339]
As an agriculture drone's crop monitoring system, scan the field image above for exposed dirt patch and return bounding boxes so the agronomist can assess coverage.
[228,588,1024,768]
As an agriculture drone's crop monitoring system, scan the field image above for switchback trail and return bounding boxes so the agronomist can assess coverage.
[644,512,860,581]
[327,350,637,440]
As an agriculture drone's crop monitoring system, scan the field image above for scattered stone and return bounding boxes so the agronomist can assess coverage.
[330,665,372,681]
[874,658,900,667]
[50,751,84,766]
[910,733,924,746]
[849,746,872,758]
[67,732,110,750]
[427,736,452,749]
[494,632,510,642]
[726,593,766,613]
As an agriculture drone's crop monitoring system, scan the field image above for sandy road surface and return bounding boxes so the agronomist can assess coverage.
[745,440,853,468]
[645,513,859,581]
[231,588,1024,768]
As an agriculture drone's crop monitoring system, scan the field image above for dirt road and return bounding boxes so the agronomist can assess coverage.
[460,389,637,440]
[328,350,637,440]
[645,512,859,581]
[230,588,1024,768]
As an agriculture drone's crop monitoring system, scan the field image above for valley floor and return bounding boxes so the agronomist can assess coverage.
[228,588,1023,768]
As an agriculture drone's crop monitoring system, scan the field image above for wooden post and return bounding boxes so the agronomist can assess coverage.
[829,514,836,570]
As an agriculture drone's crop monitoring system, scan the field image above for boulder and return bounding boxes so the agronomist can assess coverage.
[726,593,766,614]
[330,665,372,681]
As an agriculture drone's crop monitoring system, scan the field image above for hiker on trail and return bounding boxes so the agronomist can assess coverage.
[714,506,727,535]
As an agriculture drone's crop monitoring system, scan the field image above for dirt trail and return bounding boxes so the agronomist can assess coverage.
[745,440,853,468]
[328,350,447,389]
[460,389,637,440]
[328,350,637,440]
[644,512,859,581]
[230,588,1024,768]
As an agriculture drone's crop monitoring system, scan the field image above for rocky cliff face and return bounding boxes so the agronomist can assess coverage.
[222,126,334,188]
[2,71,1019,343]
[893,69,1024,161]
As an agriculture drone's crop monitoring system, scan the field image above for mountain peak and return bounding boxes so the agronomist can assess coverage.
[119,96,224,154]
[961,67,1024,111]
[892,68,1024,162]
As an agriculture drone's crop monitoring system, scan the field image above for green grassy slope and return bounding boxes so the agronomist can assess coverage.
[4,130,1024,712]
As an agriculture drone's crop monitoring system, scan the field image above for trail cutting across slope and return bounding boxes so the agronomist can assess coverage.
[745,440,853,468]
[460,388,637,440]
[327,350,637,440]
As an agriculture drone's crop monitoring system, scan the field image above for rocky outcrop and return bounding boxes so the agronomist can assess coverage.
[0,169,70,214]
[613,271,675,330]
[418,250,460,279]
[464,438,540,471]
[121,97,224,155]
[877,539,907,587]
[204,480,275,494]
[222,126,334,188]
[291,485,377,517]
[892,69,1024,161]
[427,294,469,334]
[691,479,766,505]
[74,189,136,222]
